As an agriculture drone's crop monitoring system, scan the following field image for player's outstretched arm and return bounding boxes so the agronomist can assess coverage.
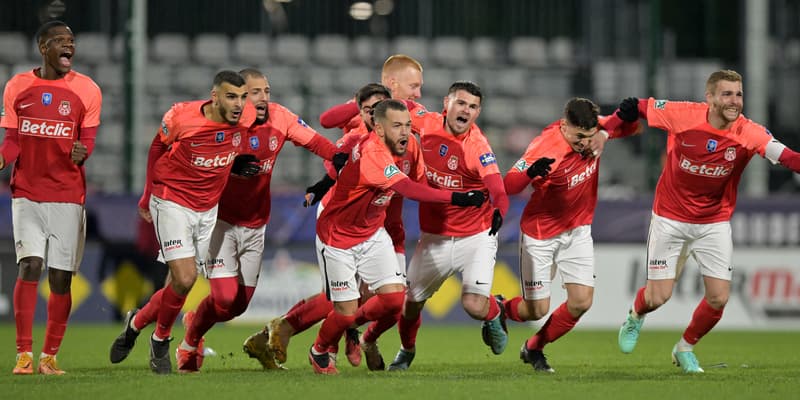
[303,174,336,207]
[0,128,21,170]
[391,177,485,207]
[319,102,359,129]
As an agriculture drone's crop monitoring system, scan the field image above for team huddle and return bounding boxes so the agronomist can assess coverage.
[5,21,800,376]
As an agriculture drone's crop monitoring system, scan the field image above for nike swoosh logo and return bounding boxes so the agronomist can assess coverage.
[422,148,433,152]
[564,167,572,173]
[190,142,203,147]
[395,272,406,277]
[681,141,695,147]
[475,280,489,285]
[19,103,35,109]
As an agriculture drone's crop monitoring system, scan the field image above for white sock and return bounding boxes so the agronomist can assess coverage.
[676,337,693,352]
[129,315,140,332]
[152,333,167,342]
[179,340,197,351]
[630,309,644,320]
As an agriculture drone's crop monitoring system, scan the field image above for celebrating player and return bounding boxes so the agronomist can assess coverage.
[108,70,254,374]
[502,98,639,373]
[615,69,800,373]
[174,68,343,372]
[388,81,510,370]
[308,99,485,374]
[1,21,102,376]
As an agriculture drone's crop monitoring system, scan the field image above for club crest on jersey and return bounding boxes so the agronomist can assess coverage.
[706,139,718,153]
[724,147,737,161]
[447,155,459,170]
[479,152,497,167]
[297,117,309,128]
[233,132,242,147]
[58,100,71,116]
[439,144,448,157]
[269,136,278,151]
[513,159,528,171]
[42,93,52,106]
[249,136,260,149]
[384,164,401,178]
[215,131,225,143]
[654,99,667,110]
[401,160,410,174]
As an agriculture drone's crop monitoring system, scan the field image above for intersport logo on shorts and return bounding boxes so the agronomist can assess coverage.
[18,117,74,139]
[425,166,463,189]
[679,155,731,178]
[191,152,237,168]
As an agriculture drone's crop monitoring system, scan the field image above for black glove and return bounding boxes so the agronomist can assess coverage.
[616,97,640,122]
[451,190,485,207]
[303,174,336,207]
[488,209,503,236]
[332,152,348,173]
[231,154,260,177]
[527,157,555,179]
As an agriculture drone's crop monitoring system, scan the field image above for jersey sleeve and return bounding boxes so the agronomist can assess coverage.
[0,76,21,129]
[360,145,408,190]
[645,98,707,133]
[72,76,102,128]
[464,126,501,178]
[508,128,566,176]
[736,119,773,157]
[274,104,319,146]
[157,106,180,145]
[407,101,432,133]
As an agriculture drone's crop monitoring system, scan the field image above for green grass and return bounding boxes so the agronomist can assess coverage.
[0,323,797,400]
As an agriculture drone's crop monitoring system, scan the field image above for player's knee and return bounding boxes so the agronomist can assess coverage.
[48,269,73,294]
[705,294,728,309]
[18,257,44,280]
[171,273,197,294]
[567,298,592,317]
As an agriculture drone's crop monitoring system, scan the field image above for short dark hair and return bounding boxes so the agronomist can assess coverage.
[238,68,265,81]
[564,98,599,130]
[447,80,482,101]
[373,99,408,122]
[213,70,246,88]
[356,83,391,107]
[35,20,69,44]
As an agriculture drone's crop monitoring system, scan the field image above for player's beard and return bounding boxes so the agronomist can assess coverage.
[386,136,408,156]
[219,103,241,125]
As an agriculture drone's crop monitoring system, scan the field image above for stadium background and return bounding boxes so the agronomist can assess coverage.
[0,0,798,329]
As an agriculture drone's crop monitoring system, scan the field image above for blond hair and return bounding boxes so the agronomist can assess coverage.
[706,69,742,94]
[381,54,423,81]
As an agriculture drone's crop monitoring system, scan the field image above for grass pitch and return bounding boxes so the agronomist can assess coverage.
[0,323,796,400]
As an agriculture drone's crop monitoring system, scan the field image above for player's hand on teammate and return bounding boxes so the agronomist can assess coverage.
[231,154,261,177]
[527,157,555,179]
[71,141,88,165]
[585,130,608,158]
[451,189,485,207]
[138,207,152,223]
[488,208,503,236]
[303,174,336,207]
[332,152,349,174]
[617,97,640,122]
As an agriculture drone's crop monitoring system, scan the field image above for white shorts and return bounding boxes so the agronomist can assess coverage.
[11,197,86,272]
[647,213,733,281]
[150,196,217,269]
[205,219,265,286]
[406,229,498,302]
[519,225,595,301]
[316,228,405,302]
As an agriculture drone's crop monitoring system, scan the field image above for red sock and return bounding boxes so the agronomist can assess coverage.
[286,298,306,315]
[354,292,404,326]
[285,293,332,334]
[398,313,421,350]
[633,286,651,315]
[313,309,355,353]
[358,292,405,342]
[228,285,255,318]
[682,298,724,345]
[42,292,71,355]
[504,296,525,322]
[13,279,38,353]
[185,278,238,346]
[526,302,579,350]
[484,293,500,321]
[154,284,186,339]
[134,287,164,331]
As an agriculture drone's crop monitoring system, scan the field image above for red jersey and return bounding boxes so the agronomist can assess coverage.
[218,103,334,228]
[145,100,255,212]
[508,116,636,240]
[316,133,414,249]
[0,69,101,204]
[409,104,501,236]
[646,98,771,223]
